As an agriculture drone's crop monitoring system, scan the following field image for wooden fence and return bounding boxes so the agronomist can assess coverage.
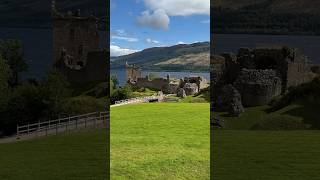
[16,111,109,138]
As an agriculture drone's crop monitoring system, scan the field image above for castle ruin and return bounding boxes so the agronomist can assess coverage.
[125,63,209,95]
[52,0,108,84]
[212,47,316,114]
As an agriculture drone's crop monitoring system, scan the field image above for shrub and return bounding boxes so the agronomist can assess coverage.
[110,85,133,104]
[61,96,106,116]
[251,115,311,130]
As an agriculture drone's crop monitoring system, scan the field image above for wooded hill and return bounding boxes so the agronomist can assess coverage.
[213,0,320,35]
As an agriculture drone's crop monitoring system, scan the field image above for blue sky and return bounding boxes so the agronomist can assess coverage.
[110,0,210,56]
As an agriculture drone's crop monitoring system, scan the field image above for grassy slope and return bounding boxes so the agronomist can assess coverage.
[0,129,108,180]
[214,101,320,130]
[111,103,210,179]
[212,130,320,180]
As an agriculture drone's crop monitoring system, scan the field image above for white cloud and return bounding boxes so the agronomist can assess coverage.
[177,41,185,44]
[137,0,209,30]
[111,29,139,42]
[144,0,210,16]
[146,38,160,44]
[110,45,140,56]
[137,9,170,30]
[111,36,139,42]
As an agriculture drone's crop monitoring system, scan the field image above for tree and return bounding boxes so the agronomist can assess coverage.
[1,83,45,135]
[0,39,28,86]
[0,56,11,112]
[110,75,118,89]
[41,69,71,118]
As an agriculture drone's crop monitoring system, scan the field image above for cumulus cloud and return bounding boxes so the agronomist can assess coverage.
[144,0,210,16]
[110,45,139,57]
[146,38,160,44]
[136,0,209,30]
[177,41,185,44]
[137,9,170,30]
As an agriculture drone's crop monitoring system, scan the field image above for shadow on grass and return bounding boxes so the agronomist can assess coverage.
[282,102,320,129]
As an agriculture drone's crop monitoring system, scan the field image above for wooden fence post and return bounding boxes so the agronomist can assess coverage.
[37,120,40,136]
[16,124,19,139]
[46,124,48,136]
[27,123,30,135]
[56,121,58,135]
[85,116,87,128]
[68,115,70,132]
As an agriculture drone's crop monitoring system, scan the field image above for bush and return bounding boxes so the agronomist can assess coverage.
[251,115,311,130]
[61,96,106,116]
[0,83,48,135]
[110,85,133,104]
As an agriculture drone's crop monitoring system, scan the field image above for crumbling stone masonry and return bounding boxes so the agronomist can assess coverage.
[234,69,282,106]
[212,47,316,114]
[52,1,108,84]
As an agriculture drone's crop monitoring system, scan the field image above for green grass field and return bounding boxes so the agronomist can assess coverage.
[213,100,320,179]
[111,103,210,179]
[212,130,320,180]
[0,129,108,180]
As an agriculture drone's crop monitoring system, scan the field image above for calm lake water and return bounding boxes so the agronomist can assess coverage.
[111,69,210,86]
[1,28,319,80]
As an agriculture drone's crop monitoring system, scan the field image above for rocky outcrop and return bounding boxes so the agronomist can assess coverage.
[221,84,244,116]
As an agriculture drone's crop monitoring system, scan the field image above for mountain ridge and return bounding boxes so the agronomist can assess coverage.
[111,42,210,71]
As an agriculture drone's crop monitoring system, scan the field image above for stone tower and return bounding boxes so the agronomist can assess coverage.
[125,61,141,82]
[51,1,108,84]
[52,2,100,70]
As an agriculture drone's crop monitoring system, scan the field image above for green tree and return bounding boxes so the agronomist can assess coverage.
[0,56,10,107]
[41,69,71,118]
[0,39,28,86]
[1,83,46,135]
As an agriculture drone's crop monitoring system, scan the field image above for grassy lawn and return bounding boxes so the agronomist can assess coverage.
[213,100,320,179]
[212,130,320,180]
[111,103,210,179]
[0,129,108,180]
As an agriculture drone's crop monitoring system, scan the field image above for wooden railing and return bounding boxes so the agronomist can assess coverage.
[16,111,109,138]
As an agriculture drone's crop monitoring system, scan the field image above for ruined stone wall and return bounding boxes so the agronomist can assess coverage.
[53,17,99,66]
[234,69,282,106]
[58,50,108,84]
[287,57,316,88]
[134,77,169,92]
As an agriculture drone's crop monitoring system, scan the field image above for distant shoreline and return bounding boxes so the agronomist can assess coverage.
[111,67,209,73]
